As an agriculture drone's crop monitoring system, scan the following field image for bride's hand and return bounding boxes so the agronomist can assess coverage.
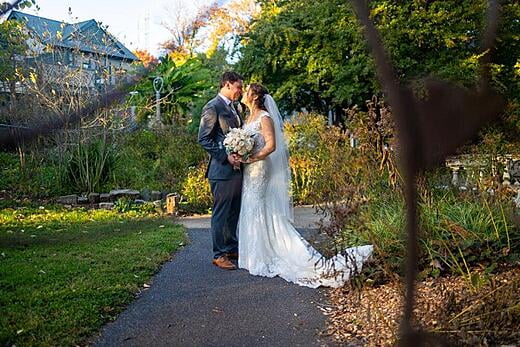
[241,156,258,164]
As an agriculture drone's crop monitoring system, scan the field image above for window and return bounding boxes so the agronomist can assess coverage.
[67,51,74,66]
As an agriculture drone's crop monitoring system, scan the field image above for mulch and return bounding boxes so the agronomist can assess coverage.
[324,268,520,346]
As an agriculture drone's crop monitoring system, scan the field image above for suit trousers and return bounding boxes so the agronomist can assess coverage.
[209,177,242,259]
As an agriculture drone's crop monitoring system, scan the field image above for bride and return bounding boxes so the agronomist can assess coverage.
[237,83,373,288]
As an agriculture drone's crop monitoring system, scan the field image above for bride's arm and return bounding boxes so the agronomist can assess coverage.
[248,116,276,162]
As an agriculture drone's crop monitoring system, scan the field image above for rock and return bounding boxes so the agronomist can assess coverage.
[161,191,168,201]
[88,193,100,204]
[151,191,162,201]
[77,196,89,204]
[99,202,114,210]
[100,193,111,202]
[509,159,520,183]
[514,190,520,209]
[57,195,78,205]
[110,189,140,199]
[134,199,146,205]
[141,189,151,201]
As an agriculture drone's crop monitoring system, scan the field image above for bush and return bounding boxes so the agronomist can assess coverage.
[112,128,206,193]
[0,148,69,198]
[285,112,356,204]
[180,162,212,214]
[113,197,158,214]
[0,151,20,191]
[304,97,520,284]
[66,138,118,194]
[352,184,519,281]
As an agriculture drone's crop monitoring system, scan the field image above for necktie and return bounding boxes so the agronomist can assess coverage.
[230,102,241,126]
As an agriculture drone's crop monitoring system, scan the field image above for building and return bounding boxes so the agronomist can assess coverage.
[5,10,138,91]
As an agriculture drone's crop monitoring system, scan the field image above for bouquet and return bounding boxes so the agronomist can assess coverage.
[223,128,255,161]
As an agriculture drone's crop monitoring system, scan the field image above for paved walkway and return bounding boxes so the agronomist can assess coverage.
[93,207,334,346]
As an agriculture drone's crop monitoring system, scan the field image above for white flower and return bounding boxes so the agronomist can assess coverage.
[223,128,255,158]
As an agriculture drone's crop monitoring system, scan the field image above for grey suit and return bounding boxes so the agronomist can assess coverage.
[198,95,243,259]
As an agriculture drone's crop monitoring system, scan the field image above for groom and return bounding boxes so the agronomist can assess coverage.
[198,71,244,270]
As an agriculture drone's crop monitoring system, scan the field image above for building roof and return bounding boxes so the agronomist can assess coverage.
[7,10,138,61]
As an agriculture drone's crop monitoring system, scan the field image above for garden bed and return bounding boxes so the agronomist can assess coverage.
[325,268,520,346]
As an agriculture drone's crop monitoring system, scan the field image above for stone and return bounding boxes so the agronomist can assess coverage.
[77,196,89,204]
[141,189,151,201]
[134,199,145,205]
[503,167,511,186]
[109,189,140,200]
[99,202,114,210]
[57,195,78,205]
[88,193,100,204]
[151,191,162,201]
[509,159,520,183]
[451,168,460,186]
[100,193,111,202]
[161,191,169,201]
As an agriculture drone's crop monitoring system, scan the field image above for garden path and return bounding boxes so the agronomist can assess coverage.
[93,207,335,346]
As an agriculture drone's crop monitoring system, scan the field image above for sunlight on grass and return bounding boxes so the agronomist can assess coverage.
[0,205,186,346]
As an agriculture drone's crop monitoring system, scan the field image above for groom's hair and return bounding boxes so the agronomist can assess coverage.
[220,71,244,88]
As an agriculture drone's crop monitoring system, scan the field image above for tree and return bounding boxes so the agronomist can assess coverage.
[130,55,214,126]
[200,0,260,59]
[0,0,37,14]
[133,49,159,69]
[160,0,219,63]
[0,18,28,106]
[237,0,519,122]
[0,0,38,107]
[238,0,377,119]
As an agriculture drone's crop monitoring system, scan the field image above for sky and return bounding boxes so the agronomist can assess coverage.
[19,0,228,56]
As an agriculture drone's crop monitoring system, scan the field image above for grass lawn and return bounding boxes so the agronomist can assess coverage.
[0,203,186,346]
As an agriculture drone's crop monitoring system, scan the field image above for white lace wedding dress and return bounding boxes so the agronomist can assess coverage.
[237,96,373,288]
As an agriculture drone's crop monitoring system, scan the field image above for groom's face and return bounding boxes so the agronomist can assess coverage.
[226,80,243,101]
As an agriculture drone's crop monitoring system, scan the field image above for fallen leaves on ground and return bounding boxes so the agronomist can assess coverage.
[325,268,520,346]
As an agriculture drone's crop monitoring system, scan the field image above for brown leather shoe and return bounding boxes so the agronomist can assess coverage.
[226,252,238,260]
[212,256,236,270]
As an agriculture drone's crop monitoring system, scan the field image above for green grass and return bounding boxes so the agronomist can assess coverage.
[340,188,520,281]
[0,204,186,346]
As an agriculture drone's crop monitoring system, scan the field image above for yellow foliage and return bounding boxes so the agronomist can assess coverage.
[181,162,212,210]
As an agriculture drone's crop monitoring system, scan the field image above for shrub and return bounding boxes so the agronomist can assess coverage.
[285,112,355,204]
[180,162,212,214]
[112,128,206,193]
[0,148,69,198]
[66,137,118,194]
[350,184,519,282]
[0,151,20,191]
[317,97,520,284]
[113,197,158,214]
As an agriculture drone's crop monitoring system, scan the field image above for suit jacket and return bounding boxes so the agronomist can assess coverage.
[198,95,243,180]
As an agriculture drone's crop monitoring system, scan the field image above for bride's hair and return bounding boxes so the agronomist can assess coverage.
[249,83,269,111]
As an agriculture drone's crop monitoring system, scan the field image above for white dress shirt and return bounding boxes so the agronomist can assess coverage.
[218,93,241,126]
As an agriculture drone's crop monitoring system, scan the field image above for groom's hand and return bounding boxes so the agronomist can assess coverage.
[227,154,241,167]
